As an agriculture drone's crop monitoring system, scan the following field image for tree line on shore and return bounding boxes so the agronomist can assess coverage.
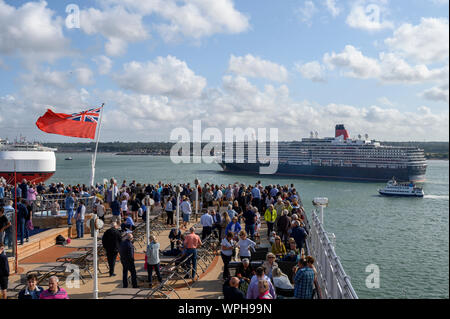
[42,141,449,159]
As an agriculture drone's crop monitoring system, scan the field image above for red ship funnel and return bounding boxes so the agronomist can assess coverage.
[335,124,349,140]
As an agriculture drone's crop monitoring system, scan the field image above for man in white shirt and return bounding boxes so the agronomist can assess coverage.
[180,196,191,230]
[200,211,214,240]
[74,201,86,238]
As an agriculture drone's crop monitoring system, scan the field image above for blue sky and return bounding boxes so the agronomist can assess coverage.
[0,0,448,142]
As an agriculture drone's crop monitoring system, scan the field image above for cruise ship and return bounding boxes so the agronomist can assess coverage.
[219,125,427,182]
[0,138,56,184]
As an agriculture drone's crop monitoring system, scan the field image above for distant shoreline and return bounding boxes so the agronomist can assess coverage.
[54,151,449,161]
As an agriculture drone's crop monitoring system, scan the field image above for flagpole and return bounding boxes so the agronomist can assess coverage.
[90,104,104,187]
[90,103,103,300]
[14,160,18,273]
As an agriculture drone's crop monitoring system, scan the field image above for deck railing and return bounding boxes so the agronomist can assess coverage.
[2,194,96,216]
[306,208,358,299]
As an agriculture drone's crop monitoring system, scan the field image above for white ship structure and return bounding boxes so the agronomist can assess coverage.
[0,138,56,184]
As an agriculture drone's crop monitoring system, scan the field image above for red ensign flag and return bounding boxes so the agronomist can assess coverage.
[36,106,102,140]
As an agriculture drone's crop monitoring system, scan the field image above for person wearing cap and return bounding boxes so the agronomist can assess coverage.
[183,227,202,279]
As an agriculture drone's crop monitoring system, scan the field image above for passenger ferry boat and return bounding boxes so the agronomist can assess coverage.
[0,138,56,184]
[219,124,427,182]
[378,178,424,197]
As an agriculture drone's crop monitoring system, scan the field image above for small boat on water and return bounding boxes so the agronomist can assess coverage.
[65,157,73,160]
[378,178,424,197]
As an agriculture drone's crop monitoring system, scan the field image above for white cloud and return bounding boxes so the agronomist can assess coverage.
[75,68,95,86]
[346,1,394,32]
[103,91,178,124]
[93,55,113,75]
[80,6,148,56]
[0,72,93,138]
[3,71,449,141]
[20,69,71,90]
[385,18,449,64]
[378,53,448,83]
[114,56,207,99]
[297,1,317,26]
[0,0,70,63]
[324,45,381,78]
[156,0,250,41]
[228,55,288,82]
[324,45,449,83]
[100,0,249,42]
[377,97,396,107]
[420,83,449,103]
[325,0,341,17]
[296,61,327,82]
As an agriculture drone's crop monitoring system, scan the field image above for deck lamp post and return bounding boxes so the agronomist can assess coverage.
[175,185,182,232]
[110,178,116,202]
[14,160,18,273]
[194,178,201,220]
[313,197,328,226]
[89,214,103,299]
[144,195,153,248]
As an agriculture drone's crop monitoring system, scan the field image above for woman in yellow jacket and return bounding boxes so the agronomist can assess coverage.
[271,236,287,259]
[264,204,277,237]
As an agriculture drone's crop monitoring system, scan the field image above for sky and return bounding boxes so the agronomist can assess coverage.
[0,0,448,142]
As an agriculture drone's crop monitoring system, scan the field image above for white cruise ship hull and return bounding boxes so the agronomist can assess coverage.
[0,150,56,184]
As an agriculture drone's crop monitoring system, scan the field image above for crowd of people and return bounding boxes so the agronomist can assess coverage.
[214,183,319,300]
[0,177,320,300]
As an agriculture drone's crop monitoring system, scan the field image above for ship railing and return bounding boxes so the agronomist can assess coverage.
[31,194,96,216]
[1,194,96,216]
[306,208,358,299]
